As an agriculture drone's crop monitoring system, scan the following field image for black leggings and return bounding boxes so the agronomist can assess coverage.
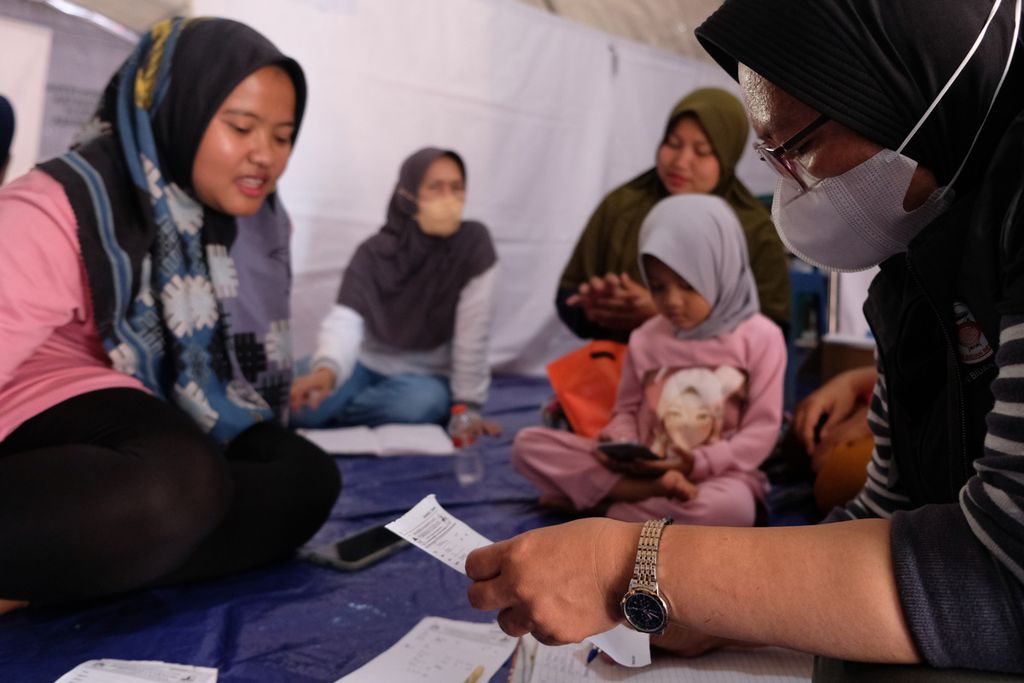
[0,388,341,603]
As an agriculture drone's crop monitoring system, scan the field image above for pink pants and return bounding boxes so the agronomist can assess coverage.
[512,426,762,526]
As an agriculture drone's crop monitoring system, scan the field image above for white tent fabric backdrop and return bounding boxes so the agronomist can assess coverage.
[192,0,777,375]
[0,16,51,185]
[836,269,878,339]
[1,0,135,162]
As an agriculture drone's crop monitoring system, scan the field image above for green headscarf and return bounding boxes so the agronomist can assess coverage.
[559,87,791,329]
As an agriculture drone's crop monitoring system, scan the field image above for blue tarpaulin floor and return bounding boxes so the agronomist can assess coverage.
[0,375,817,682]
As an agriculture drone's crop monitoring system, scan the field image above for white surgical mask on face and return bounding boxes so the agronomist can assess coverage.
[772,0,1021,272]
[416,195,464,237]
[771,151,953,272]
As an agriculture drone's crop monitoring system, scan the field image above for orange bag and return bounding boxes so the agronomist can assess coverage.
[546,340,628,438]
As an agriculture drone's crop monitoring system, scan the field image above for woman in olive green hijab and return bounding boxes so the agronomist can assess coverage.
[557,88,791,341]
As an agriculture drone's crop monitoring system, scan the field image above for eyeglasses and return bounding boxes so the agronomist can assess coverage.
[754,114,829,192]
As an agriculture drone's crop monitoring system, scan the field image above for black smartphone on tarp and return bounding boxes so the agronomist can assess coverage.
[597,441,661,462]
[302,523,410,571]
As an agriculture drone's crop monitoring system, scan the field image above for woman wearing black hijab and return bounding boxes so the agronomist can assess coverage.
[0,18,339,609]
[290,148,498,433]
[463,1,1024,676]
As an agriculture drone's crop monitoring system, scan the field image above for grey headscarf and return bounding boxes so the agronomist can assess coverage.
[638,195,760,340]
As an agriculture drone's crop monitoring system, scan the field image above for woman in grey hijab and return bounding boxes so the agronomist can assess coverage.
[290,148,499,432]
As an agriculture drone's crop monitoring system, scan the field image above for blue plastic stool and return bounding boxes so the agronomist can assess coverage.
[785,262,829,411]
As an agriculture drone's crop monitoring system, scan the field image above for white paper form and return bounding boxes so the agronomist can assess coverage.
[297,427,381,454]
[586,626,650,668]
[55,659,217,683]
[298,424,454,456]
[335,616,517,683]
[520,638,812,682]
[387,495,651,668]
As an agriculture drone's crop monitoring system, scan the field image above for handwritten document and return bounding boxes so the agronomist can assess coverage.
[55,660,217,683]
[387,495,650,668]
[514,635,812,682]
[335,616,517,683]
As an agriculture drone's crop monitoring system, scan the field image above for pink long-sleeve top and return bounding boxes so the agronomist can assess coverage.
[603,312,786,483]
[0,170,144,442]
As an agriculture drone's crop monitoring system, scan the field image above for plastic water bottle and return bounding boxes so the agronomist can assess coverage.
[448,404,484,486]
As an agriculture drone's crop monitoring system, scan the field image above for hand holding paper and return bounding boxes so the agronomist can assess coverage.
[388,495,650,667]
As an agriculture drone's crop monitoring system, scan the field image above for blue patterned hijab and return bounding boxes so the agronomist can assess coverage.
[38,18,306,442]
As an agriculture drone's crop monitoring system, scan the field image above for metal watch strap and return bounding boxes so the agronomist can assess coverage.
[629,517,673,591]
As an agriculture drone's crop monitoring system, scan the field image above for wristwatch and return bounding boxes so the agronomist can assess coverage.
[620,517,673,634]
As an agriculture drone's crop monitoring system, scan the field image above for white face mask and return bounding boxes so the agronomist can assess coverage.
[771,151,953,272]
[771,0,1020,272]
[416,195,464,237]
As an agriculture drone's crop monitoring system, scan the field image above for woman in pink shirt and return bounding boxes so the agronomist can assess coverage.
[513,195,785,526]
[0,18,339,611]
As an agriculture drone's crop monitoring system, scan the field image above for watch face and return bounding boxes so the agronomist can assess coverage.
[622,589,668,634]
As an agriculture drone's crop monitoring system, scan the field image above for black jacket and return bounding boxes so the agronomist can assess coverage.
[865,193,1000,504]
[865,109,1024,671]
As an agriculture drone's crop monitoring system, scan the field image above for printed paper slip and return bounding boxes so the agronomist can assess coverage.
[387,494,650,668]
[386,493,491,573]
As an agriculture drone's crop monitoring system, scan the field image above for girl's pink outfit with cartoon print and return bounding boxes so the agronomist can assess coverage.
[518,194,786,525]
[514,312,786,525]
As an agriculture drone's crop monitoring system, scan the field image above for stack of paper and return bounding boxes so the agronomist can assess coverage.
[55,660,217,683]
[511,635,813,682]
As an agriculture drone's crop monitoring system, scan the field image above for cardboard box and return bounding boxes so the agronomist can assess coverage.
[819,333,875,382]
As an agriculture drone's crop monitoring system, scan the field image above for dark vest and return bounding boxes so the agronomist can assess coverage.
[863,111,1024,505]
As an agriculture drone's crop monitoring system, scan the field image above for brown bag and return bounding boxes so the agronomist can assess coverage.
[546,341,628,438]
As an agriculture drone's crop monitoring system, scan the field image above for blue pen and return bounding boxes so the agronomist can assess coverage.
[586,646,600,665]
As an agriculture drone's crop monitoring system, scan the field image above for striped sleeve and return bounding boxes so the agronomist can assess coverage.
[888,314,1024,670]
[961,315,1024,582]
[825,365,913,522]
